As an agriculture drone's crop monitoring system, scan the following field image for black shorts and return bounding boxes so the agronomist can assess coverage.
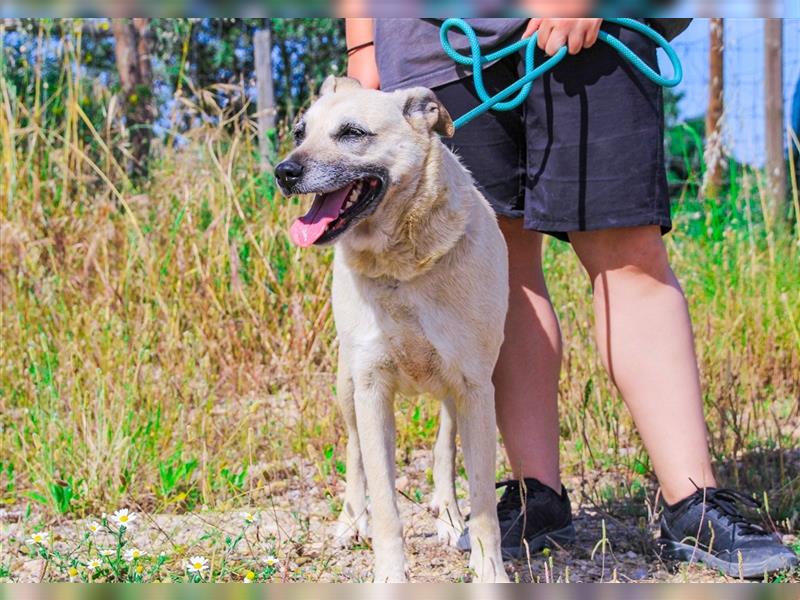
[433,21,671,241]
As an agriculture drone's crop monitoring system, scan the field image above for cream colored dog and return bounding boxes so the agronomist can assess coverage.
[275,75,509,583]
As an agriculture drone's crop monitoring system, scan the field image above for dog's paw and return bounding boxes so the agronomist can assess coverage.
[373,565,409,583]
[430,500,465,548]
[332,513,370,548]
[469,558,510,583]
[435,518,464,547]
[471,569,511,583]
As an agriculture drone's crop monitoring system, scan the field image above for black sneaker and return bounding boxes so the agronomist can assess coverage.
[457,478,576,559]
[659,486,799,578]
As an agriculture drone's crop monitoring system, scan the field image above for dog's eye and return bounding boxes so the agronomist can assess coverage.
[338,124,371,139]
[292,124,306,144]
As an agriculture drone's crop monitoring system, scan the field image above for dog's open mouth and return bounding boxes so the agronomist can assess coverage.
[289,176,384,247]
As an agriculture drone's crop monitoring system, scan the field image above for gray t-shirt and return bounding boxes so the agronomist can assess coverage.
[375,18,527,92]
[374,18,691,92]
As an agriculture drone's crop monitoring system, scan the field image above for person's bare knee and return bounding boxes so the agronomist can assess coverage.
[499,217,543,266]
[496,218,558,349]
[569,226,672,285]
[498,217,549,294]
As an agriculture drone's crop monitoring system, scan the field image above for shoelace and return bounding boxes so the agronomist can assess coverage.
[463,480,542,525]
[494,480,535,540]
[689,487,768,536]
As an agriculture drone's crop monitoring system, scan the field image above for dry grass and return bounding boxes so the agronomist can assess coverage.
[0,25,798,582]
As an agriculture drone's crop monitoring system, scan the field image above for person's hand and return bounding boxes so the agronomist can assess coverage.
[523,18,603,56]
[347,45,380,90]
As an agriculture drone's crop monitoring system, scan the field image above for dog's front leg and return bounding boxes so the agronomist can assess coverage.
[457,382,509,583]
[333,353,370,546]
[431,397,465,546]
[353,367,407,582]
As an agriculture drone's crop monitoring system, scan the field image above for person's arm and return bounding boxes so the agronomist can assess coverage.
[345,18,380,89]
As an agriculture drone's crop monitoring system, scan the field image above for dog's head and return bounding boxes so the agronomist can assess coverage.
[276,76,454,248]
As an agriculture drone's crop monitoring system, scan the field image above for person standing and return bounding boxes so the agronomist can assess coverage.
[344,16,798,577]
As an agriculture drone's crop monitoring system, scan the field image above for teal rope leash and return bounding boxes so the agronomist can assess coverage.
[439,18,683,129]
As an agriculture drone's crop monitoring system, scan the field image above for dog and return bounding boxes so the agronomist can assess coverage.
[275,75,509,583]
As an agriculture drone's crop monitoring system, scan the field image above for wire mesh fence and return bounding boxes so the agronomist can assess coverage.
[661,18,800,167]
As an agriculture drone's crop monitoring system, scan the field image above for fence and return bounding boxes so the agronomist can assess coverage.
[661,18,800,167]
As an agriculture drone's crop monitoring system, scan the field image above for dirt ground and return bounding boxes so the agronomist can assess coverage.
[3,450,797,583]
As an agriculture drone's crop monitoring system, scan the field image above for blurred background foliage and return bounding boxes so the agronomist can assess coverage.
[1,18,345,150]
[0,17,785,194]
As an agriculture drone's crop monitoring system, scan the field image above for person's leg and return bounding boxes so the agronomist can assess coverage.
[494,217,562,493]
[431,56,564,494]
[568,225,716,504]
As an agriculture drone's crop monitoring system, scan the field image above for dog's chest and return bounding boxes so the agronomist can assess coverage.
[375,294,449,392]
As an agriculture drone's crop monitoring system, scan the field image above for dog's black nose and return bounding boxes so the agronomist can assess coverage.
[275,160,304,186]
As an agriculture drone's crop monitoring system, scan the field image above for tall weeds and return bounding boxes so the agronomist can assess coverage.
[0,22,797,527]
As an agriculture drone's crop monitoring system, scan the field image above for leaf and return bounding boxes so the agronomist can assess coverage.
[24,491,48,505]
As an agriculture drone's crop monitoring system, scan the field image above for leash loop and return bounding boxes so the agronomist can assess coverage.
[439,18,683,129]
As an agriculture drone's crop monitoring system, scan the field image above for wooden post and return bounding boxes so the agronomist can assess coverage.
[703,18,724,199]
[111,18,155,176]
[764,18,786,224]
[254,25,276,171]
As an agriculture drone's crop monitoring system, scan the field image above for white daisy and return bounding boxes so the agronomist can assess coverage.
[86,521,102,535]
[26,531,49,545]
[123,547,146,561]
[241,511,258,525]
[264,555,279,568]
[110,509,137,528]
[185,555,209,574]
[86,558,103,572]
[243,570,255,583]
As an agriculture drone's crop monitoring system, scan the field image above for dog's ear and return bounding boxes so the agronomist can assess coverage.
[320,75,363,96]
[396,87,455,138]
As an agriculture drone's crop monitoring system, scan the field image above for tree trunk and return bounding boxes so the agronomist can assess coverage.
[254,23,277,171]
[764,18,787,225]
[703,18,725,200]
[111,18,155,176]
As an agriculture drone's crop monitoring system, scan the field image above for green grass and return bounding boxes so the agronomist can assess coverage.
[0,30,798,581]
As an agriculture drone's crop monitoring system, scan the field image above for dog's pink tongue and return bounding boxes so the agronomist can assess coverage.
[289,184,353,247]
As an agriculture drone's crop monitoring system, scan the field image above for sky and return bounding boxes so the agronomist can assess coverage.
[658,18,800,166]
[669,0,799,18]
